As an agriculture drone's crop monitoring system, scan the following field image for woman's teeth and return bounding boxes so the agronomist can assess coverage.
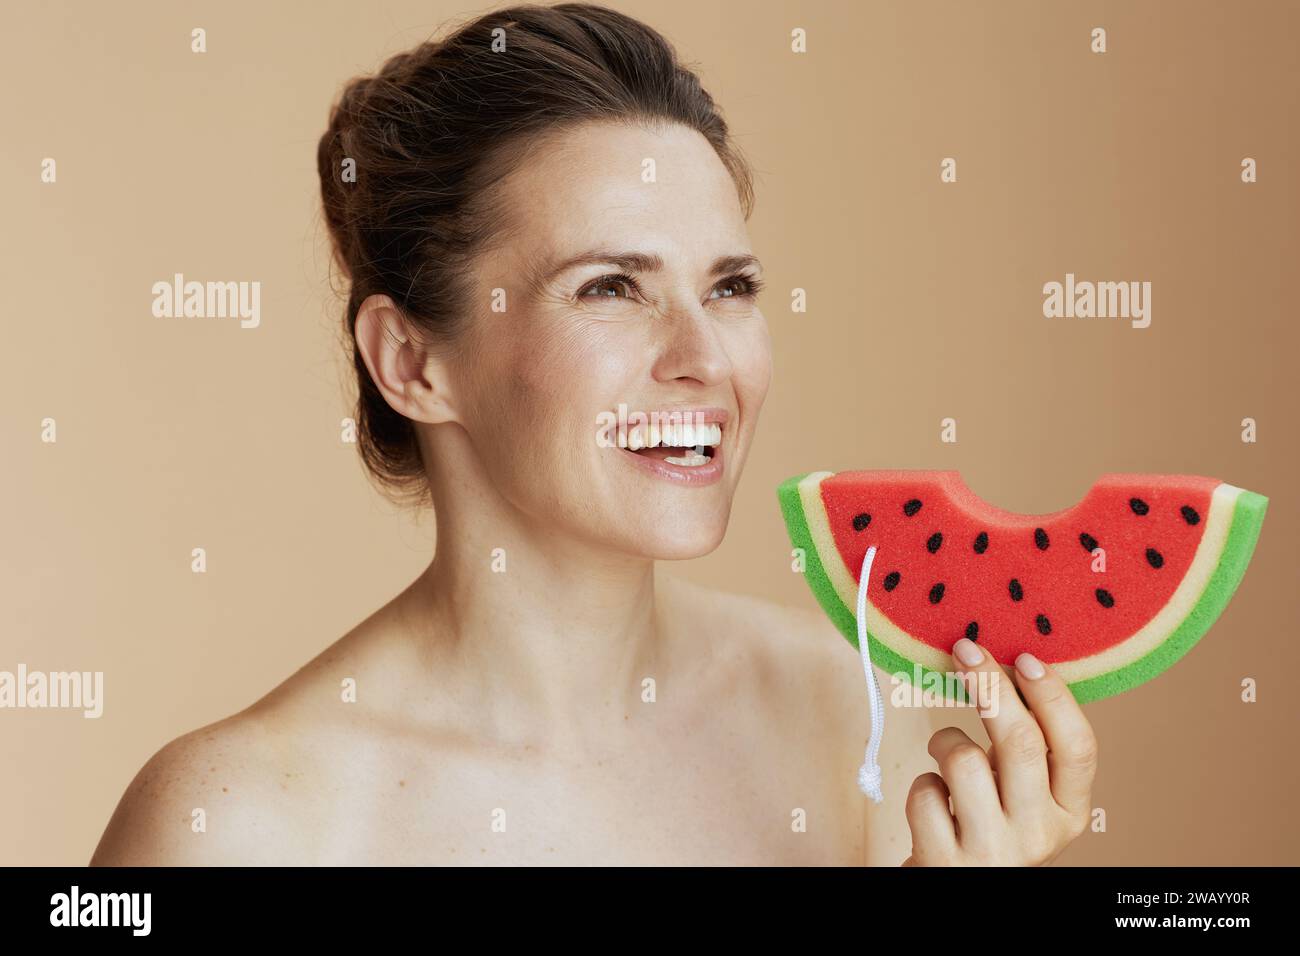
[616,422,722,451]
[664,448,710,466]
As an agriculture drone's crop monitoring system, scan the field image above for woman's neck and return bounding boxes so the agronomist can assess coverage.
[401,473,666,756]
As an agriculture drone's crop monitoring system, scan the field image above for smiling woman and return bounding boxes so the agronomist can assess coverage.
[86,1,942,867]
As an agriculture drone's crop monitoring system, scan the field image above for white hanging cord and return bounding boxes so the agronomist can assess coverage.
[856,545,885,803]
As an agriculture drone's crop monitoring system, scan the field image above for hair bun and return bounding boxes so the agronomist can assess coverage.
[317,74,378,281]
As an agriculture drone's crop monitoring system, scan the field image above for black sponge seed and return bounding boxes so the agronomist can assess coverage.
[1034,527,1050,550]
[1146,547,1164,569]
[1095,588,1115,608]
[903,499,922,517]
[1130,497,1150,516]
[1079,532,1099,552]
[973,531,989,554]
[928,582,945,604]
[1009,578,1024,602]
[1035,614,1052,636]
[965,621,979,641]
[852,513,871,531]
[1181,505,1201,525]
[926,532,943,554]
[883,571,901,591]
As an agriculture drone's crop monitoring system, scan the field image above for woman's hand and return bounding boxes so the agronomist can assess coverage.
[902,638,1098,866]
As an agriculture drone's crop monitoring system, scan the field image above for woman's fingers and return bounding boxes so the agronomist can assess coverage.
[904,772,957,864]
[950,638,1053,819]
[906,643,1099,866]
[1009,652,1099,820]
[926,726,1004,856]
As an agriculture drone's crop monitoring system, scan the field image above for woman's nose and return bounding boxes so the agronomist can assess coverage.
[649,303,734,387]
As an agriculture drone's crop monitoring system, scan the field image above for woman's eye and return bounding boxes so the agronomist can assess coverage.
[579,274,639,300]
[577,271,764,304]
[711,273,765,300]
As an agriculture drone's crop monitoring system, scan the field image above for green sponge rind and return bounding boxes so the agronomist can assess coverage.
[777,474,973,706]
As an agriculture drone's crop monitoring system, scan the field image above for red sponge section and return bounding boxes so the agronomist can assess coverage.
[819,472,1220,664]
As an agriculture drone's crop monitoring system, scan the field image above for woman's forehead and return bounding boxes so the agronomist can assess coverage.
[504,122,743,224]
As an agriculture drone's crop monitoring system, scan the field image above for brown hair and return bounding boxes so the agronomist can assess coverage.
[317,2,755,504]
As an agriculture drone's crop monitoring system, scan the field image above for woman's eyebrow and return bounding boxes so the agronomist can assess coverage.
[530,249,762,294]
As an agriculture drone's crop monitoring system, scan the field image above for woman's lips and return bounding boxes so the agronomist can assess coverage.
[617,439,724,486]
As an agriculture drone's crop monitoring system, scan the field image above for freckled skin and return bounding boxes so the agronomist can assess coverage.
[88,121,934,867]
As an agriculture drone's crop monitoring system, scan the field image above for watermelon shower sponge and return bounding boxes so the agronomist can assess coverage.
[778,471,1267,705]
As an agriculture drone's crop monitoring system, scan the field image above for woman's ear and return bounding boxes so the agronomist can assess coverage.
[354,293,459,425]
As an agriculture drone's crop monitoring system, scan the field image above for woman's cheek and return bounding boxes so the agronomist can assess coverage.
[502,305,615,381]
[490,316,617,465]
[728,313,773,407]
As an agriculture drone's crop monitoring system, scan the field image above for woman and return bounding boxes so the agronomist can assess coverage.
[91,2,1096,866]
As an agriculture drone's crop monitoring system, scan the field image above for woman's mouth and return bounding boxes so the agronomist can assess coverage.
[612,412,727,485]
[617,421,721,466]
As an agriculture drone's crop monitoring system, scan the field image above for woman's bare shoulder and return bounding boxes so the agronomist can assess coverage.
[89,709,305,865]
[656,573,867,719]
[657,571,843,640]
[90,624,387,866]
[657,573,943,747]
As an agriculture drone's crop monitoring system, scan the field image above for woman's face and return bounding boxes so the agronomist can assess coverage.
[453,120,771,560]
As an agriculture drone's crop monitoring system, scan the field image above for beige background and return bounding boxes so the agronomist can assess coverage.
[2,0,1296,865]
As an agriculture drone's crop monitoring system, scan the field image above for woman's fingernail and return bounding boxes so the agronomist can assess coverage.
[1015,652,1046,680]
[953,638,983,666]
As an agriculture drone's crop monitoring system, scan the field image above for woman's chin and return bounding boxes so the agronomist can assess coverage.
[625,521,729,561]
